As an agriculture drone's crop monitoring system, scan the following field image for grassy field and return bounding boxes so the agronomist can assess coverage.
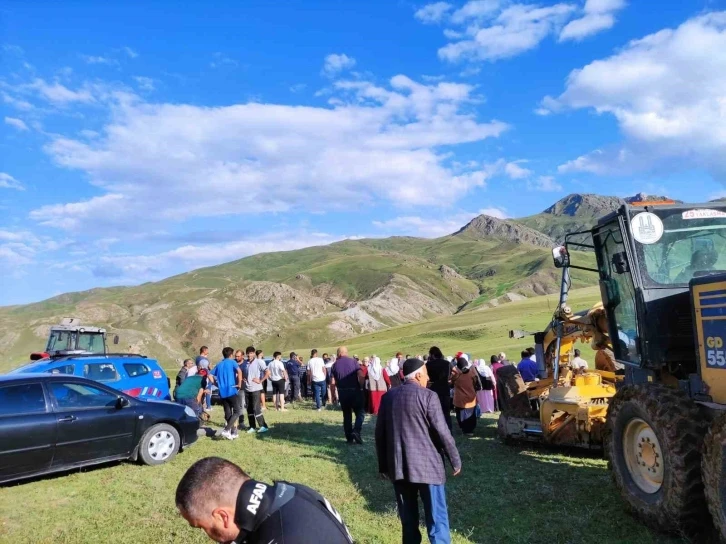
[0,404,685,544]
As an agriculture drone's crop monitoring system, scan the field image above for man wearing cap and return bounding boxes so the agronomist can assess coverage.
[375,358,461,544]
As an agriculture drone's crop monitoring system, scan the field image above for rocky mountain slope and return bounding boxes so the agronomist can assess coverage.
[8,191,675,370]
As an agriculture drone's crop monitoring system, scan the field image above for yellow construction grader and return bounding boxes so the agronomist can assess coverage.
[498,302,620,450]
[500,199,726,540]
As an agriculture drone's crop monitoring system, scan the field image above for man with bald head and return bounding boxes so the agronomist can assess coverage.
[176,457,353,543]
[331,346,365,445]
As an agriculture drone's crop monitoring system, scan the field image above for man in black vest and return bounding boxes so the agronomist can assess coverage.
[176,457,353,544]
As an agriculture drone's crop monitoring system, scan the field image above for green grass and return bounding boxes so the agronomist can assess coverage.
[0,406,683,544]
[318,286,603,360]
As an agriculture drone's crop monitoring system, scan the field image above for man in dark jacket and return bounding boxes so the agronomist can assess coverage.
[177,457,353,544]
[376,358,461,544]
[425,346,452,430]
[331,346,365,444]
[286,352,302,403]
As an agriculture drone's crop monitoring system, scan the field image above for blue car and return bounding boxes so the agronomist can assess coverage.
[8,354,171,401]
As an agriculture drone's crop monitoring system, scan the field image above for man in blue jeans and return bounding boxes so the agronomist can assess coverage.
[307,349,327,411]
[375,358,461,544]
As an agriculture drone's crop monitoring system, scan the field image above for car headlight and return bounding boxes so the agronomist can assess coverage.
[184,406,197,418]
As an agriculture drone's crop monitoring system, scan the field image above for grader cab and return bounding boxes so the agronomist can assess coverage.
[552,201,726,539]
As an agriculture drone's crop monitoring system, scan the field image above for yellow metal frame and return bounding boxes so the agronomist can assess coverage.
[692,280,726,404]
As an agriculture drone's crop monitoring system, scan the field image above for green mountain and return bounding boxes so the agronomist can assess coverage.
[0,204,603,371]
[517,192,676,244]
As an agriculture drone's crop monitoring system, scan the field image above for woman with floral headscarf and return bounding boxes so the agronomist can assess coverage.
[365,356,390,415]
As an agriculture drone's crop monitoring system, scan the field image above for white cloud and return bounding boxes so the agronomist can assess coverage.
[0,229,65,268]
[415,2,453,24]
[548,12,726,177]
[122,46,138,59]
[32,74,507,234]
[528,175,563,191]
[4,117,28,131]
[421,0,625,62]
[210,53,238,68]
[289,83,307,93]
[450,0,500,24]
[7,78,95,104]
[0,173,24,190]
[322,53,356,77]
[436,2,577,62]
[78,232,347,282]
[133,76,155,92]
[559,0,626,41]
[2,92,33,110]
[81,55,118,66]
[373,207,508,237]
[504,161,532,179]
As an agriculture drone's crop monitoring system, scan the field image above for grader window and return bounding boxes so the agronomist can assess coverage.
[635,209,726,287]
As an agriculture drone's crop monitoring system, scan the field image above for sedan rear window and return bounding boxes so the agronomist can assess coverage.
[0,383,46,416]
[124,363,150,377]
[83,363,120,382]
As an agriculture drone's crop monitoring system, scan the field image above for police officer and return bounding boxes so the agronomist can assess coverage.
[176,457,354,544]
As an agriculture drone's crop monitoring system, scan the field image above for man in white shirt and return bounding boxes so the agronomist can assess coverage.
[307,349,327,411]
[571,349,589,371]
[268,351,288,411]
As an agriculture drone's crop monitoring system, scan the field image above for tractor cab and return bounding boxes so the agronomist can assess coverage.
[30,317,119,360]
[554,201,726,401]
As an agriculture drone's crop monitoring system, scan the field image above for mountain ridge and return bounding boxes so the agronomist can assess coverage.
[0,191,667,370]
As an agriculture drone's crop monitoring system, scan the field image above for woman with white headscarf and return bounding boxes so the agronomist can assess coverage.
[386,355,403,389]
[365,356,390,415]
[475,358,496,413]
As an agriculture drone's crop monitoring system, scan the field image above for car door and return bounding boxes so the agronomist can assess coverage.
[47,380,138,467]
[0,380,57,482]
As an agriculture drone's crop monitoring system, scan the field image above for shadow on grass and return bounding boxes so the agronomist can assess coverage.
[269,415,693,544]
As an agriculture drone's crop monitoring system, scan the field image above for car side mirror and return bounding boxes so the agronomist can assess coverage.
[612,252,629,275]
[113,335,120,345]
[116,397,130,409]
[552,246,569,268]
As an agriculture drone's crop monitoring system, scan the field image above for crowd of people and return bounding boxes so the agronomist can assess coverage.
[172,344,554,440]
[173,344,552,543]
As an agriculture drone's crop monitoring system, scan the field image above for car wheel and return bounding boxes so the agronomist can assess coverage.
[138,423,180,466]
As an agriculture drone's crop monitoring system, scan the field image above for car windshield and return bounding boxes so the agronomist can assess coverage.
[634,208,726,287]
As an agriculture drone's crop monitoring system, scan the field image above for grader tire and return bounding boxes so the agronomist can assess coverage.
[703,413,726,543]
[605,384,708,534]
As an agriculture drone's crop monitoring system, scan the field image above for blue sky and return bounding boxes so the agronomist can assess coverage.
[2,0,726,305]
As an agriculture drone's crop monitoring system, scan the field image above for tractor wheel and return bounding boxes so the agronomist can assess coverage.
[703,413,726,542]
[605,384,708,533]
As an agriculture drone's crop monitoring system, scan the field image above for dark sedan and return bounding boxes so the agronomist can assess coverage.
[0,373,200,484]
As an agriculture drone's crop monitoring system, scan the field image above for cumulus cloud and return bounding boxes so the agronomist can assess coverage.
[322,53,356,77]
[373,207,508,237]
[74,232,347,282]
[210,53,238,68]
[560,0,626,41]
[419,0,626,62]
[81,55,118,66]
[0,229,64,268]
[435,2,578,62]
[415,2,453,24]
[133,76,155,92]
[4,117,28,131]
[0,173,24,190]
[4,78,95,105]
[30,74,507,234]
[504,161,532,179]
[547,12,726,177]
[528,175,562,191]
